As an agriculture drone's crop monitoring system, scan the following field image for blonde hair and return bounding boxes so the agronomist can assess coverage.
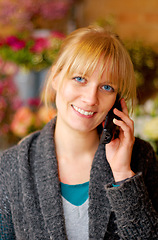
[43,25,136,110]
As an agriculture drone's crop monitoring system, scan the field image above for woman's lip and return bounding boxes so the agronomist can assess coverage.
[71,104,96,117]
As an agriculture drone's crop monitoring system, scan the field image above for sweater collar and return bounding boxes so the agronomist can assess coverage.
[89,142,114,239]
[19,118,114,239]
[33,118,67,239]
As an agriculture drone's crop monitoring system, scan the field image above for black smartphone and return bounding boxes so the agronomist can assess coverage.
[100,95,122,144]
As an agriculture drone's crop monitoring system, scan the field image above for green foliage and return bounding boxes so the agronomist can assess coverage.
[125,41,158,103]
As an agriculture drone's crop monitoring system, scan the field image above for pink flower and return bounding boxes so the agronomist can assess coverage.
[2,61,18,75]
[30,37,49,53]
[27,98,41,107]
[2,77,17,96]
[6,36,26,51]
[51,31,65,40]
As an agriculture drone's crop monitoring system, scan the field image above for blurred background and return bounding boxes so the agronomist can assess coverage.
[0,0,158,154]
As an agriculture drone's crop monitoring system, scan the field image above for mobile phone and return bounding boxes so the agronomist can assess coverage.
[100,95,122,144]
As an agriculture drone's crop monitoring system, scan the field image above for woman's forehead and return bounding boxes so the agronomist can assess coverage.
[68,57,116,79]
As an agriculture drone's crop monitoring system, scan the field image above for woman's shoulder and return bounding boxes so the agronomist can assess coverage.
[0,119,55,174]
[0,130,40,169]
[133,137,156,158]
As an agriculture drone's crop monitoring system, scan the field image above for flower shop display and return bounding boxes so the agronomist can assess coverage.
[0,31,65,101]
[0,0,75,150]
[0,31,65,71]
[0,59,21,149]
[0,0,74,33]
[0,57,57,149]
[10,98,57,138]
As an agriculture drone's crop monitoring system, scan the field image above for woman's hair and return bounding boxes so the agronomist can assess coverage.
[43,25,136,110]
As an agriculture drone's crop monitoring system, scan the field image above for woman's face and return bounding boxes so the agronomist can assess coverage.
[52,62,118,134]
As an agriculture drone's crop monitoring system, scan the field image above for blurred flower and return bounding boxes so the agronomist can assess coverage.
[0,59,18,75]
[51,31,65,39]
[0,0,74,32]
[30,37,49,53]
[6,36,26,51]
[40,1,70,20]
[10,98,57,138]
[27,98,41,107]
[144,117,158,141]
[11,106,35,137]
[133,96,158,154]
[0,60,21,147]
[37,106,57,124]
[0,31,65,71]
[143,100,154,114]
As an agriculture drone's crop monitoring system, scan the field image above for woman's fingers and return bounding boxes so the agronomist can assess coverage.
[113,98,135,144]
[113,118,135,143]
[113,108,134,133]
[120,98,129,115]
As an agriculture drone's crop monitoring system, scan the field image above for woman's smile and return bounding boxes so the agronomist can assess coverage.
[71,104,96,117]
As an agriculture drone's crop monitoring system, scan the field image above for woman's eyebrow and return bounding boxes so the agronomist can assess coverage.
[72,72,89,78]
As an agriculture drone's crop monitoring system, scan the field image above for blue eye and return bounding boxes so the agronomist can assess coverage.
[73,76,85,83]
[102,85,114,92]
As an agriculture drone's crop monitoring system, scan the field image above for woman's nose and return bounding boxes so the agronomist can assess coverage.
[81,86,98,106]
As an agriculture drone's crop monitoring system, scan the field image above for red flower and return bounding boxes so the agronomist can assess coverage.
[51,31,65,40]
[27,98,41,107]
[30,37,49,53]
[6,36,26,51]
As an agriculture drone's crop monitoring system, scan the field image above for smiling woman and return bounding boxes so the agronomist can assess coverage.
[0,26,158,240]
[44,26,136,110]
[52,59,118,135]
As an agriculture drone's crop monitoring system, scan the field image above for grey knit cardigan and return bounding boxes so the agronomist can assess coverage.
[0,118,158,240]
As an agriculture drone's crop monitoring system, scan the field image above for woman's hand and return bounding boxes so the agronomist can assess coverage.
[105,98,135,182]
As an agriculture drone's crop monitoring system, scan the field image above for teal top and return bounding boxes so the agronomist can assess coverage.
[60,181,89,206]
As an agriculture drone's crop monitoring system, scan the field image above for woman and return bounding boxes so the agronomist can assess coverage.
[0,26,158,240]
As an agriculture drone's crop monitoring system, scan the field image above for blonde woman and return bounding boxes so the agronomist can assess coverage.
[0,26,158,239]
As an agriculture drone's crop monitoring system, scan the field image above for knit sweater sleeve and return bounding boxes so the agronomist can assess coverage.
[0,189,16,240]
[105,140,158,239]
[0,149,16,240]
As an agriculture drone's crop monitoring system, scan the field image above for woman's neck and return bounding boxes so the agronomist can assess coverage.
[54,117,100,160]
[54,117,100,184]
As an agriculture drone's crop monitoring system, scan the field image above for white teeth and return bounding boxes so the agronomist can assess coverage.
[73,105,94,116]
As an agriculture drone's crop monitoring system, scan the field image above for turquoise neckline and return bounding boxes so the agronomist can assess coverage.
[60,181,89,206]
